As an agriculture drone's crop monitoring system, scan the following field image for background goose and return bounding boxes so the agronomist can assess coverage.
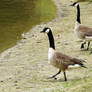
[70,2,92,50]
[40,27,86,81]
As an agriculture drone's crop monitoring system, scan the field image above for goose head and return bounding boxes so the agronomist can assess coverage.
[40,27,51,34]
[69,2,79,7]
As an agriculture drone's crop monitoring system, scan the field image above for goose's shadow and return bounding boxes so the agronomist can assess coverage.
[43,77,86,83]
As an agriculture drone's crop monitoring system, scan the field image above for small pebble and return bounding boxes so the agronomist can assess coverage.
[14,80,18,83]
[0,80,3,82]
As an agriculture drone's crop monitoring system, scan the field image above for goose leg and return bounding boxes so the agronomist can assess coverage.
[87,41,90,50]
[81,41,86,49]
[47,69,61,79]
[63,72,67,81]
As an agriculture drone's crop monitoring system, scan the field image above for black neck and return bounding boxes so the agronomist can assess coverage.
[47,31,55,49]
[76,5,81,24]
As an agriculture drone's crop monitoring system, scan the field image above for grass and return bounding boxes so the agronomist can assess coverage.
[0,0,92,92]
[0,0,56,53]
[75,0,92,2]
[86,0,92,2]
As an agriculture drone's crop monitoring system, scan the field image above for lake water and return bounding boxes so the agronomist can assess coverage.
[0,0,56,53]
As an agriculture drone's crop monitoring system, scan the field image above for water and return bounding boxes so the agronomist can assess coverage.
[0,0,56,53]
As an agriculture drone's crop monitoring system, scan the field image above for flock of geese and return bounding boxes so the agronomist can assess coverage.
[40,2,92,81]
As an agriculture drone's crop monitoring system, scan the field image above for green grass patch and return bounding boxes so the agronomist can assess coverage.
[75,0,92,2]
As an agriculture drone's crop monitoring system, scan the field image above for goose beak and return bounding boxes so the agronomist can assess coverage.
[40,30,44,33]
[69,4,73,6]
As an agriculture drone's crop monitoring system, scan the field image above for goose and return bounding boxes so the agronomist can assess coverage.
[70,2,92,50]
[40,27,86,81]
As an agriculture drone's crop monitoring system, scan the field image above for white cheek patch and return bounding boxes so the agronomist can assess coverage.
[46,29,50,33]
[75,3,79,7]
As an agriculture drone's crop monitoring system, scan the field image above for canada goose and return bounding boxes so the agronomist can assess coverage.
[40,27,86,81]
[70,2,92,50]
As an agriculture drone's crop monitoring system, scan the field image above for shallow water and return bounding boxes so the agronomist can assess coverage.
[0,0,56,53]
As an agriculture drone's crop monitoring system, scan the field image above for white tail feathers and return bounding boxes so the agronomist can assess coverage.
[68,64,81,69]
[85,36,92,41]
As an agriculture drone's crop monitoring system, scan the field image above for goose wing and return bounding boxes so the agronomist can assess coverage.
[54,52,86,68]
[78,25,92,36]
